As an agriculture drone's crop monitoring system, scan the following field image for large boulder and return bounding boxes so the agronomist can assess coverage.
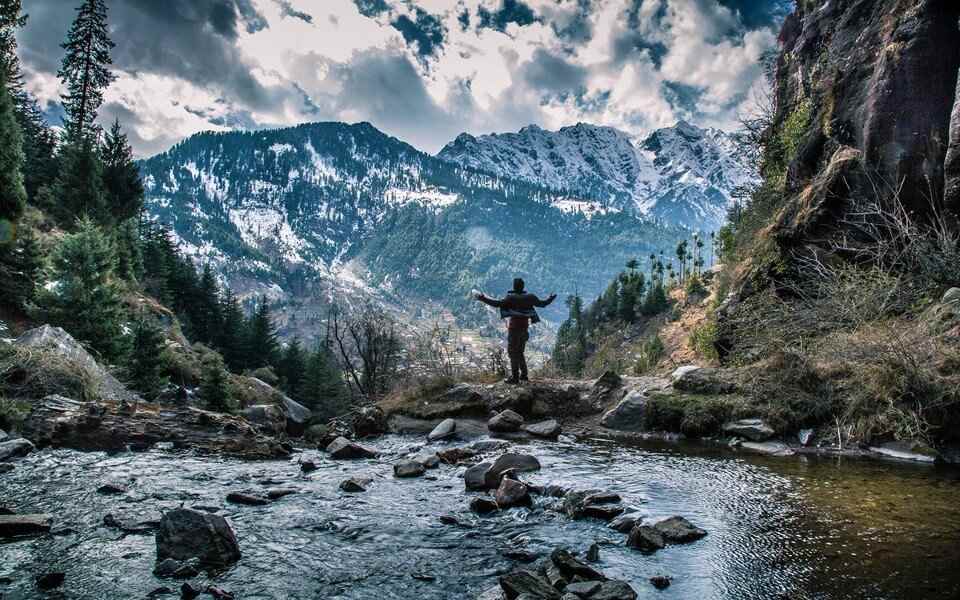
[240,404,286,437]
[549,548,604,581]
[494,478,531,508]
[488,409,524,433]
[483,454,541,489]
[673,367,736,394]
[498,570,560,600]
[326,436,379,459]
[653,516,708,543]
[241,377,312,436]
[352,406,387,438]
[600,391,647,431]
[626,525,665,553]
[0,438,33,461]
[464,461,493,491]
[281,396,312,437]
[427,418,457,441]
[12,325,137,403]
[722,418,774,442]
[155,508,241,566]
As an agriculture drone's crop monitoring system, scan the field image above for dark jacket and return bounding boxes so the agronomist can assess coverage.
[478,291,556,327]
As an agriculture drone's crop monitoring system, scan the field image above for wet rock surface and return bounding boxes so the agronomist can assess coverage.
[0,514,52,538]
[722,419,774,442]
[155,508,241,566]
[326,436,379,459]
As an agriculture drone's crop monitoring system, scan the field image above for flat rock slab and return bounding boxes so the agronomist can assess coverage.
[723,418,774,442]
[226,492,271,506]
[626,525,665,552]
[0,438,34,461]
[653,516,707,543]
[488,409,525,433]
[499,570,560,600]
[523,419,561,439]
[739,441,795,457]
[550,548,605,581]
[869,441,937,463]
[0,514,52,538]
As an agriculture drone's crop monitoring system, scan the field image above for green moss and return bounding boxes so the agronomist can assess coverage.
[0,397,30,432]
[779,99,812,165]
[644,392,749,438]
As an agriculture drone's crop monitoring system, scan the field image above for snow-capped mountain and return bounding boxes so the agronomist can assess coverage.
[437,121,757,231]
[139,121,685,342]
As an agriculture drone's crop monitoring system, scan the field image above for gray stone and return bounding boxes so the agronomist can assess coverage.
[0,463,14,474]
[582,504,624,521]
[649,576,671,590]
[226,492,270,506]
[869,440,938,463]
[653,516,707,543]
[326,436,379,459]
[592,580,637,600]
[438,446,478,464]
[472,440,511,453]
[470,497,499,514]
[722,419,774,442]
[608,512,643,533]
[565,581,601,596]
[484,454,541,489]
[673,367,736,394]
[412,451,440,469]
[626,525,665,552]
[394,460,426,478]
[550,548,605,581]
[798,428,814,446]
[155,508,241,566]
[340,477,372,493]
[266,488,298,500]
[585,543,600,562]
[0,514,52,538]
[465,461,493,491]
[96,481,128,495]
[240,404,286,436]
[942,287,960,308]
[599,391,647,431]
[153,557,200,579]
[739,441,795,456]
[304,423,331,445]
[499,570,561,600]
[0,438,34,461]
[281,395,312,437]
[523,419,561,439]
[489,409,525,433]
[495,478,531,508]
[0,429,8,442]
[427,418,457,441]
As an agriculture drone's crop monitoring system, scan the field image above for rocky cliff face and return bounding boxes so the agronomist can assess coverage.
[770,0,960,245]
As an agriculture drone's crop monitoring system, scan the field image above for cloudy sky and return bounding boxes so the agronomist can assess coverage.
[17,0,790,157]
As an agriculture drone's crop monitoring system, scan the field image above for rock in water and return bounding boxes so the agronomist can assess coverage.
[626,525,665,553]
[0,514,52,538]
[650,576,672,590]
[470,497,500,514]
[326,436,379,459]
[412,451,440,469]
[608,512,643,533]
[499,570,561,600]
[566,581,602,597]
[488,409,524,433]
[722,418,774,442]
[592,580,638,600]
[394,460,426,478]
[155,508,241,566]
[599,391,647,431]
[0,463,14,474]
[0,438,34,461]
[483,454,541,489]
[281,395,312,437]
[96,481,128,495]
[0,429,8,442]
[523,419,561,439]
[464,462,493,491]
[653,516,707,543]
[340,477,373,492]
[427,418,457,441]
[550,548,605,581]
[438,446,478,464]
[226,492,270,506]
[494,478,531,508]
[352,406,387,438]
[35,572,65,590]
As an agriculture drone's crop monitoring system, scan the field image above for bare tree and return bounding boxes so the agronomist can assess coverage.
[329,302,402,401]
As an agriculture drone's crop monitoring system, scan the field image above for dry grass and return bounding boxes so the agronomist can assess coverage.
[0,343,100,403]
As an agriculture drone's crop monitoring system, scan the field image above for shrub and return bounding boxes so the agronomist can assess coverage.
[247,366,279,386]
[634,336,665,374]
[685,275,708,298]
[689,320,720,361]
[0,397,30,432]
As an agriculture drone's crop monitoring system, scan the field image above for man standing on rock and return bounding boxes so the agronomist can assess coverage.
[474,278,556,384]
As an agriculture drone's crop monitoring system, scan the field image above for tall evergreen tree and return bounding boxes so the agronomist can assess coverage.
[299,345,348,419]
[127,319,167,400]
[246,295,279,368]
[15,94,58,202]
[0,69,25,238]
[193,264,222,345]
[38,217,128,360]
[58,0,115,140]
[278,337,306,396]
[101,119,143,223]
[217,288,247,371]
[49,136,105,223]
[0,224,43,310]
[200,352,231,412]
[113,217,143,282]
[0,0,25,91]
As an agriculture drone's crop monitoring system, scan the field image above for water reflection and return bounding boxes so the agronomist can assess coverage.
[1,435,958,599]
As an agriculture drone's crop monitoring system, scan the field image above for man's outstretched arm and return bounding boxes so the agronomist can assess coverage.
[535,293,558,307]
[475,293,503,308]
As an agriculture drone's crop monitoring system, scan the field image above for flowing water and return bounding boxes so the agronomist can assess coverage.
[1,434,959,599]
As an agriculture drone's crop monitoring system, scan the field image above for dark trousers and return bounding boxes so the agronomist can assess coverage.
[507,328,529,380]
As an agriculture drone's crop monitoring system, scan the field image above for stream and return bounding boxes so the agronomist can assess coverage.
[2,434,959,599]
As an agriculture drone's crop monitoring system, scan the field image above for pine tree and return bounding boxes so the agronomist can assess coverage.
[50,137,105,223]
[113,217,142,282]
[278,337,306,396]
[217,288,247,371]
[299,345,348,419]
[200,352,231,412]
[0,224,43,310]
[193,264,222,345]
[38,217,128,360]
[246,295,279,369]
[58,0,115,140]
[127,319,167,400]
[0,0,25,90]
[101,119,144,223]
[0,69,25,235]
[15,94,58,202]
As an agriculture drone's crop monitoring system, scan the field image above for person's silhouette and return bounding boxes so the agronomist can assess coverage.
[475,278,556,384]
